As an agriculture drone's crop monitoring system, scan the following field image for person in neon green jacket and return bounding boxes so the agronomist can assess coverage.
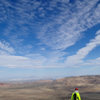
[71,88,81,100]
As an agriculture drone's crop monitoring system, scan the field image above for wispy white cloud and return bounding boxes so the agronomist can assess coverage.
[0,0,100,69]
[84,57,100,67]
[0,29,100,68]
[38,0,100,50]
[0,54,46,68]
[1,0,42,45]
[0,0,100,50]
[0,50,66,68]
[0,40,15,54]
[65,30,100,67]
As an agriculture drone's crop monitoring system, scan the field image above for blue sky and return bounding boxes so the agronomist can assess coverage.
[0,0,100,81]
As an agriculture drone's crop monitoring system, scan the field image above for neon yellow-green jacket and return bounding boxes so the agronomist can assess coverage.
[71,91,81,100]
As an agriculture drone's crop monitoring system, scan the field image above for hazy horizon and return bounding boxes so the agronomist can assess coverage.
[0,67,100,81]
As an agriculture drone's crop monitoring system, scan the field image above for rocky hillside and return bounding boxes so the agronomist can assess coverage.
[0,75,100,100]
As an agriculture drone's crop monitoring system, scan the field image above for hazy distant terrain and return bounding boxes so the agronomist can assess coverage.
[0,75,100,100]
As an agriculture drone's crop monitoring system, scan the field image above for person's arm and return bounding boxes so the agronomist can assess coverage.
[77,93,81,100]
[71,93,74,100]
[79,94,81,100]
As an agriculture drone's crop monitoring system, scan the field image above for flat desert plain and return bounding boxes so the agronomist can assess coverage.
[0,75,100,100]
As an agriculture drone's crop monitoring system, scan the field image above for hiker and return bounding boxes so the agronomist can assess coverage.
[71,88,81,100]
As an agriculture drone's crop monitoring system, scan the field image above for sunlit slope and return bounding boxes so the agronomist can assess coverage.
[0,75,100,100]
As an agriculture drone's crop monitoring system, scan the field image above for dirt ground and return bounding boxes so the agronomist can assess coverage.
[0,75,100,100]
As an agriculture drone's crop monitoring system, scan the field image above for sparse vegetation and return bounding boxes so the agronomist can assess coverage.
[0,75,100,100]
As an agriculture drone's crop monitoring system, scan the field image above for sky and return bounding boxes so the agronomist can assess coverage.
[0,0,100,81]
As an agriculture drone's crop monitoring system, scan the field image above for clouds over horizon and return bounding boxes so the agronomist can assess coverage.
[0,30,100,68]
[65,30,100,67]
[0,0,100,70]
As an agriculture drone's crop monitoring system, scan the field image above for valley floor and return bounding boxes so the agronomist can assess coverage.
[0,75,100,100]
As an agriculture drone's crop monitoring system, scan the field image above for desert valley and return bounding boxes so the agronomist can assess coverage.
[0,75,100,100]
